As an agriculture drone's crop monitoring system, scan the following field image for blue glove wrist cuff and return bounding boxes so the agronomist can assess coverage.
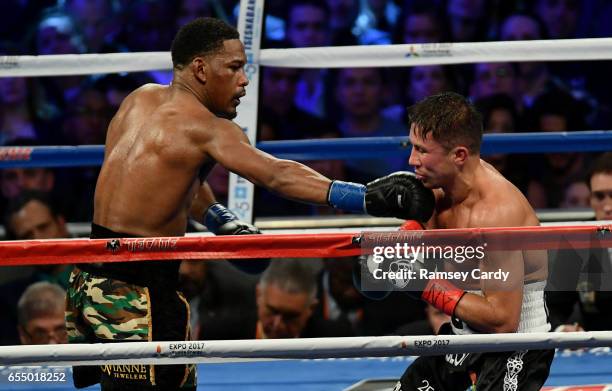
[328,180,366,213]
[204,203,239,234]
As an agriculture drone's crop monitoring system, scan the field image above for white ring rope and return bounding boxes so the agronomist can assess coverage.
[260,38,612,68]
[0,52,169,77]
[1,38,612,77]
[2,332,611,366]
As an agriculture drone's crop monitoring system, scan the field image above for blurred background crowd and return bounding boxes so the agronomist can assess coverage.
[0,0,611,348]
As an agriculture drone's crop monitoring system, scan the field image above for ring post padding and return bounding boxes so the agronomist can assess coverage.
[229,0,265,224]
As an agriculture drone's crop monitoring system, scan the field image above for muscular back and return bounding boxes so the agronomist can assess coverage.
[94,84,210,237]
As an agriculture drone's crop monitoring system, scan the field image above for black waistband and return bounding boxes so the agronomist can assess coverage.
[90,222,138,239]
[78,223,180,288]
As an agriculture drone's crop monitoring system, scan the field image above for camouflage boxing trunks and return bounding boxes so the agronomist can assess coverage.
[65,224,196,390]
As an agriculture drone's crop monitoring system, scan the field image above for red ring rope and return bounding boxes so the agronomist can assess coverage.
[0,224,609,267]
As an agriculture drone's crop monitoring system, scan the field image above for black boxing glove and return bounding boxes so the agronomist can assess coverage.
[352,221,425,301]
[357,220,464,316]
[352,254,393,301]
[204,203,269,274]
[327,172,435,222]
[365,171,435,222]
[205,203,260,235]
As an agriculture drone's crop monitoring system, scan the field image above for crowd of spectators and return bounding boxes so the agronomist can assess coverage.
[0,0,611,347]
[0,0,610,219]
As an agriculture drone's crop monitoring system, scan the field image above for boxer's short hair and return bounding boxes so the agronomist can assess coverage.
[409,92,483,154]
[171,17,239,69]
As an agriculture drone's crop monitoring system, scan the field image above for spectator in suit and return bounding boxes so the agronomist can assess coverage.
[546,152,612,331]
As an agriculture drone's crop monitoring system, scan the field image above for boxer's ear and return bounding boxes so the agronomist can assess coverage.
[452,145,469,166]
[191,56,207,84]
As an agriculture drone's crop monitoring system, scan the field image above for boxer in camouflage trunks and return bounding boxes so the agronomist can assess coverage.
[65,224,196,390]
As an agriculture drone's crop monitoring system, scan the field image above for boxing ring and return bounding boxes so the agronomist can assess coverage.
[2,0,612,389]
[0,226,611,390]
[1,352,612,390]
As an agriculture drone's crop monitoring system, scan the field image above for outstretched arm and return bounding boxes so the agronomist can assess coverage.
[205,119,331,204]
[202,119,435,221]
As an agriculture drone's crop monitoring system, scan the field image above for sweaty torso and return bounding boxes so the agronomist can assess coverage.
[93,84,213,237]
[429,161,546,289]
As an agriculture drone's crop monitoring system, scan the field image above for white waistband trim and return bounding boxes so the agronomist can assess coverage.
[452,281,550,335]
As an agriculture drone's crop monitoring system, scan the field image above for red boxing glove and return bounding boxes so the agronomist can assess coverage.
[399,220,465,316]
[400,220,424,231]
[421,279,465,316]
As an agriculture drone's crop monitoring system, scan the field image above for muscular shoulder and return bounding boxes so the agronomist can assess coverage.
[112,84,167,117]
[472,168,537,228]
[123,83,165,103]
[184,114,246,156]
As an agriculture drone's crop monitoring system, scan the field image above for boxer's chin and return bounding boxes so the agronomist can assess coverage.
[420,179,440,190]
[418,177,432,187]
[227,107,238,119]
[216,109,237,120]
